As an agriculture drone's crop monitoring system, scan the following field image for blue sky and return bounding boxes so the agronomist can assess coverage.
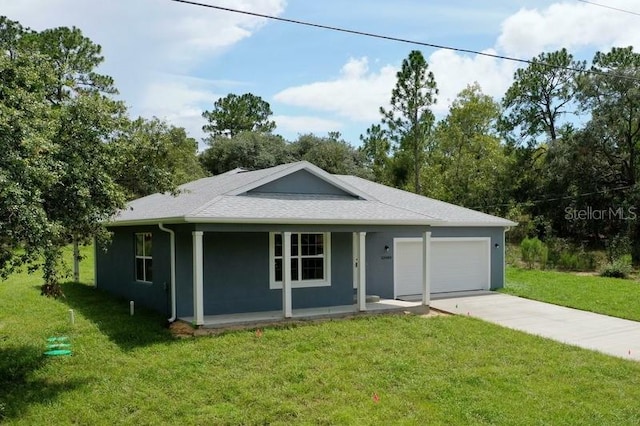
[2,0,639,148]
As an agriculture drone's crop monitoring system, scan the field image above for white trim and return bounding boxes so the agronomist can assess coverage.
[159,223,176,323]
[422,231,431,306]
[109,217,516,227]
[192,231,204,326]
[269,232,332,289]
[186,217,437,226]
[283,231,292,318]
[226,161,372,200]
[357,232,367,312]
[431,221,517,227]
[134,232,153,283]
[393,236,491,298]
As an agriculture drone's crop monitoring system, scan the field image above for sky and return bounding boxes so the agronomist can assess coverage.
[2,0,639,149]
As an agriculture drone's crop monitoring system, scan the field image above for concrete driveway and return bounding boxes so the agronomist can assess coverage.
[431,292,640,361]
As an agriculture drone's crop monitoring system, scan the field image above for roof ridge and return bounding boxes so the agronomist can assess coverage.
[187,195,223,217]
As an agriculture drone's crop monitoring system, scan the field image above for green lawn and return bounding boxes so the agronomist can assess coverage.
[2,250,640,424]
[503,267,640,322]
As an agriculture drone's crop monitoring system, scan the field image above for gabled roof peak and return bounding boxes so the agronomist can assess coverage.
[225,161,373,200]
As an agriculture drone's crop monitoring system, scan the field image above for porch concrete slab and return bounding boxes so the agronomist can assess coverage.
[431,292,640,361]
[181,299,423,328]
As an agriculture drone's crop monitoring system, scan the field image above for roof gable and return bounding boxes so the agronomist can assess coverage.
[229,161,371,200]
[247,169,355,197]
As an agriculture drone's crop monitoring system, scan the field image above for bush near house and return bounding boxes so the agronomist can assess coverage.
[600,255,633,279]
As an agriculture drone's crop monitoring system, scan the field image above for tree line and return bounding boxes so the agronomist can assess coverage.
[2,16,639,296]
[0,17,206,295]
[199,48,640,267]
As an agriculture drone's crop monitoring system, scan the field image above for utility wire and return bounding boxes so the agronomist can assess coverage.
[472,184,637,210]
[577,0,640,17]
[169,0,640,83]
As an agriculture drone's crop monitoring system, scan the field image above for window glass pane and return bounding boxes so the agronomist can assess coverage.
[136,258,145,281]
[135,234,144,256]
[316,234,324,255]
[301,258,324,280]
[291,233,298,257]
[291,258,299,281]
[145,259,153,282]
[301,233,323,256]
[274,234,282,257]
[144,233,152,256]
[274,258,282,282]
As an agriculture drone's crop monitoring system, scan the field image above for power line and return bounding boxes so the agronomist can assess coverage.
[473,184,637,210]
[577,0,640,17]
[169,0,640,83]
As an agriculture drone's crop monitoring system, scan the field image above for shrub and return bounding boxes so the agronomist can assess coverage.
[606,235,632,263]
[557,251,579,271]
[555,248,600,271]
[521,237,547,269]
[600,255,632,279]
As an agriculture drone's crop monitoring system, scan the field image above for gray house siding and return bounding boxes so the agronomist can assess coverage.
[97,223,506,316]
[365,227,506,299]
[96,226,171,314]
[197,232,353,315]
[174,224,195,317]
[247,169,354,197]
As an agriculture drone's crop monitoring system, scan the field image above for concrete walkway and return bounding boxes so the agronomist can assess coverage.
[431,292,640,361]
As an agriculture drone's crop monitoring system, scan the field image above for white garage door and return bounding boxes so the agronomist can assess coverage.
[394,238,490,297]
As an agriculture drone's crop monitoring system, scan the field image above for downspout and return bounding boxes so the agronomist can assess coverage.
[159,223,176,323]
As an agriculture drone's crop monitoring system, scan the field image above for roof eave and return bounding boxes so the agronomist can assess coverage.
[106,217,187,227]
[184,216,439,226]
[431,221,518,227]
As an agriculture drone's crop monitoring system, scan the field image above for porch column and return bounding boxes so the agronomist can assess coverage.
[422,231,431,306]
[282,231,293,318]
[355,232,367,312]
[192,231,204,326]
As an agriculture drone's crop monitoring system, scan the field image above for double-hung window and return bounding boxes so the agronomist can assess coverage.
[269,232,331,288]
[135,233,153,282]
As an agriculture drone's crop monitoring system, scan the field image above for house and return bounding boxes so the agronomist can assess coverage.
[96,161,516,325]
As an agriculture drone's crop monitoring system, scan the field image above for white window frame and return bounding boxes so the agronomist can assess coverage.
[135,232,153,283]
[269,232,331,289]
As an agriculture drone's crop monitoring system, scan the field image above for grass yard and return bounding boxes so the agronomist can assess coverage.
[503,267,640,322]
[2,249,640,424]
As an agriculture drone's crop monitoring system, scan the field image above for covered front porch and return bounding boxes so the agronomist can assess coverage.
[187,229,433,326]
[181,298,425,329]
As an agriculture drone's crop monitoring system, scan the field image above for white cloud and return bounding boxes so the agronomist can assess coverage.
[0,0,286,145]
[497,1,640,57]
[273,57,397,122]
[428,49,517,114]
[137,75,221,146]
[273,115,343,135]
[275,53,515,122]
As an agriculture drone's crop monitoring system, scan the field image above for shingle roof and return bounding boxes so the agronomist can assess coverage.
[334,175,515,226]
[111,161,515,227]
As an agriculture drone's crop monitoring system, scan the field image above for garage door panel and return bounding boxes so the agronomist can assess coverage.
[394,238,489,297]
[395,241,423,296]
